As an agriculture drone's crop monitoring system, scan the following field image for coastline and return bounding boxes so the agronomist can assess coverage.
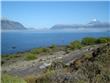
[1,37,110,83]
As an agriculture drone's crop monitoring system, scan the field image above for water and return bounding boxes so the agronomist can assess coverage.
[1,31,110,54]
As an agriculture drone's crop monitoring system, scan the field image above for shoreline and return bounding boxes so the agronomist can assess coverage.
[2,36,110,56]
[2,31,110,55]
[1,45,66,56]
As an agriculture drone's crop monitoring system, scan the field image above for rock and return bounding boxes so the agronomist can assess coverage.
[39,62,52,69]
[57,56,63,59]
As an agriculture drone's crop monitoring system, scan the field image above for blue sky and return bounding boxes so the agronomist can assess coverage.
[2,1,109,29]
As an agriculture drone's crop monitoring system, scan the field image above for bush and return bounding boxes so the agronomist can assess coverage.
[25,53,36,60]
[69,40,82,50]
[96,37,110,43]
[81,37,96,45]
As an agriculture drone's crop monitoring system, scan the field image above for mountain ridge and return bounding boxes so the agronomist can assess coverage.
[51,20,110,30]
[1,19,27,30]
[1,19,110,30]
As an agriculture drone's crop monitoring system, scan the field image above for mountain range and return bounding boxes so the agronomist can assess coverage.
[1,19,110,30]
[51,20,110,30]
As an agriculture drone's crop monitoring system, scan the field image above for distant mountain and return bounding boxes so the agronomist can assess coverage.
[51,20,110,30]
[86,20,110,28]
[51,24,84,30]
[1,19,27,30]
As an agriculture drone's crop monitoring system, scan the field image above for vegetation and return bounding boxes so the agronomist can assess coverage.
[2,54,19,59]
[81,37,96,45]
[2,74,26,83]
[25,70,56,83]
[96,37,110,43]
[24,43,110,83]
[68,40,82,50]
[68,36,110,51]
[25,53,37,60]
[81,37,110,45]
[31,48,49,54]
[67,37,110,51]
[49,44,56,49]
[24,75,37,83]
[83,53,92,60]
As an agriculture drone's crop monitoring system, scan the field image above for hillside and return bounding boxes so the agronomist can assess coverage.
[25,43,110,83]
[1,37,110,83]
[1,19,27,30]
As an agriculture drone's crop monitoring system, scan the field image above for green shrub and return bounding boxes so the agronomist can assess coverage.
[96,37,110,43]
[25,53,36,60]
[69,40,82,50]
[81,37,96,45]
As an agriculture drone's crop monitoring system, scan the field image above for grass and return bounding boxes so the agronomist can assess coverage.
[83,53,92,60]
[25,53,37,60]
[2,74,27,83]
[24,75,37,83]
[31,48,49,54]
[25,70,55,83]
[2,54,18,59]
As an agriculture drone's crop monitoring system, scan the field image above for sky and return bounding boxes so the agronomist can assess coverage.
[1,1,110,29]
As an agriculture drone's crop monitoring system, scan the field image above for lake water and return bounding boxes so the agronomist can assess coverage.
[1,31,110,54]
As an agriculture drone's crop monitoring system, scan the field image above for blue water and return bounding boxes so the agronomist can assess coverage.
[1,31,110,54]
